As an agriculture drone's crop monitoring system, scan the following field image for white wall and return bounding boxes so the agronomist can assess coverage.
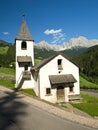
[16,40,34,65]
[39,54,80,103]
[16,39,35,89]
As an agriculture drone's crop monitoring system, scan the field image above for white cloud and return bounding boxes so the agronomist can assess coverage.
[44,29,66,44]
[44,29,62,35]
[3,32,10,35]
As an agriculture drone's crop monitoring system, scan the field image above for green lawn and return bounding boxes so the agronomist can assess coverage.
[34,59,42,65]
[80,76,98,89]
[72,93,98,117]
[0,79,15,89]
[0,67,36,96]
[0,67,15,75]
[20,89,36,96]
[0,67,15,89]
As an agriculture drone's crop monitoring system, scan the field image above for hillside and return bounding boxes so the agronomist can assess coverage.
[73,45,98,83]
[0,40,10,47]
[0,40,10,55]
[34,46,87,59]
[0,41,15,67]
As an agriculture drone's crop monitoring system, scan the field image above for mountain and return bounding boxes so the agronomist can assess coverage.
[0,40,15,67]
[34,36,98,51]
[0,36,98,69]
[34,41,62,51]
[73,45,98,84]
[0,40,10,47]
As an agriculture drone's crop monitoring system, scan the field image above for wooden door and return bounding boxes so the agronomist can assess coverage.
[57,86,65,102]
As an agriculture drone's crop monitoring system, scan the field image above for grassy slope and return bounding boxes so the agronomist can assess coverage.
[72,76,98,117]
[72,93,98,116]
[80,76,98,89]
[0,67,15,75]
[0,67,15,88]
[0,67,36,96]
[0,80,15,89]
[0,46,9,54]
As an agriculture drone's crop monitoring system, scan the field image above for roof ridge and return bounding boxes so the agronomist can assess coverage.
[32,53,71,71]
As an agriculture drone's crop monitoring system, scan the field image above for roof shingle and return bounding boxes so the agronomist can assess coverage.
[17,56,32,62]
[49,74,77,84]
[16,20,33,41]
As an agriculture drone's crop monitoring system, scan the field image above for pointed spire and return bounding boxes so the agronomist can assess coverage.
[16,18,33,41]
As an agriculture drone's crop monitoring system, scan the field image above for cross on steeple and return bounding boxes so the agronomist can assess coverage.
[22,13,25,20]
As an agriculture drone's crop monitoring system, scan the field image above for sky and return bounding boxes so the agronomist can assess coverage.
[0,0,98,44]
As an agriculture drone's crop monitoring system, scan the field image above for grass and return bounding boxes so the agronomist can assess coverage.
[80,76,98,89]
[0,46,9,54]
[0,79,15,89]
[34,59,42,65]
[0,67,36,97]
[0,67,15,89]
[0,67,15,76]
[71,93,98,117]
[20,89,36,96]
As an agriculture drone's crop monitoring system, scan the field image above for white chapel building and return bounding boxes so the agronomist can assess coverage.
[15,19,80,103]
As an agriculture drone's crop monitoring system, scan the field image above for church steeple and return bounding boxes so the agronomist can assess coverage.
[15,17,34,90]
[16,19,33,41]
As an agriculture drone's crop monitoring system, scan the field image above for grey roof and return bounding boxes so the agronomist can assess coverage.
[32,53,70,71]
[17,56,32,62]
[16,20,33,41]
[49,74,77,84]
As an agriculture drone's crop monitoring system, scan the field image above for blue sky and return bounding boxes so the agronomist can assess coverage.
[0,0,98,44]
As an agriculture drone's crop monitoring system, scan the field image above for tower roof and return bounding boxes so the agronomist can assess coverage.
[16,20,33,41]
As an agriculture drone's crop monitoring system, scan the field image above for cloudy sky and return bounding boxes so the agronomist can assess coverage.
[0,0,98,44]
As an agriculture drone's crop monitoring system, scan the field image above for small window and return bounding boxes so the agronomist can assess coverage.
[69,83,74,92]
[57,59,63,70]
[24,64,28,71]
[46,88,51,95]
[58,59,62,65]
[69,87,73,92]
[21,41,27,49]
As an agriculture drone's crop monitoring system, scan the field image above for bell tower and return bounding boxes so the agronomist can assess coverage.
[15,18,34,89]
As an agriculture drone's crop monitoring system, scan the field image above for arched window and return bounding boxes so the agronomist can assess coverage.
[21,41,27,49]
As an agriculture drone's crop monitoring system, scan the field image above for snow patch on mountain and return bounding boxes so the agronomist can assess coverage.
[34,36,98,51]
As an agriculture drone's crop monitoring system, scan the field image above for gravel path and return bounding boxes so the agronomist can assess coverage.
[0,86,98,129]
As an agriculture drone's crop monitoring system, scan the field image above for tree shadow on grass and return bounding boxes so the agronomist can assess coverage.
[0,91,27,130]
